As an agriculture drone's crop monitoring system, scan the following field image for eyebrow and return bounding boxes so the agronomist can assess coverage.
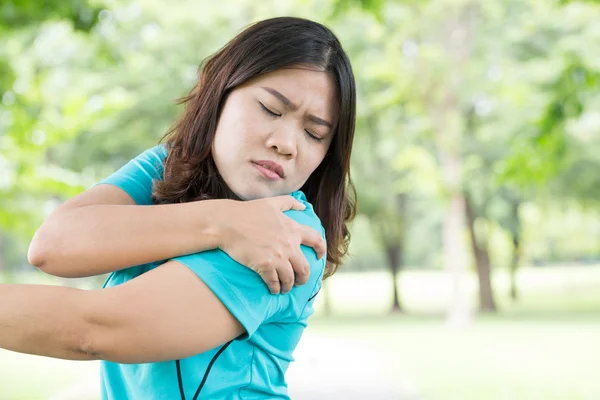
[260,86,333,129]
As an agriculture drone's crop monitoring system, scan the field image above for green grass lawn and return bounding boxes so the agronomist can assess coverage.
[307,316,600,400]
[1,265,599,400]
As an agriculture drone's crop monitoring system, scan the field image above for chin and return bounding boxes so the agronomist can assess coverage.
[235,186,289,201]
[233,187,272,201]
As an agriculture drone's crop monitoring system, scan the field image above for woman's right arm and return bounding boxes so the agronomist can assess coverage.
[27,183,225,278]
[28,185,325,293]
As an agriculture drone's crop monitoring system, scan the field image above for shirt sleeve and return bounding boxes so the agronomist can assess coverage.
[171,192,326,340]
[94,145,167,205]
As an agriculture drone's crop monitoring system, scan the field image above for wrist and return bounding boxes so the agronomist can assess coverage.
[202,199,234,251]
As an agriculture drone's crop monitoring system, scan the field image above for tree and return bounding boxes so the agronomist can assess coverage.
[340,14,412,312]
[0,0,100,31]
[0,0,102,277]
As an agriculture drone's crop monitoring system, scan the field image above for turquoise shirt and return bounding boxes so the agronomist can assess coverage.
[96,145,326,400]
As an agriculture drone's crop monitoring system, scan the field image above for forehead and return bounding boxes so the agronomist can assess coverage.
[245,68,338,117]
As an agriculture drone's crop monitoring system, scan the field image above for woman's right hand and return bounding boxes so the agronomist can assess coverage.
[215,196,326,295]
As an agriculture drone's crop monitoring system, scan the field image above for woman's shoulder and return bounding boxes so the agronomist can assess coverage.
[140,143,168,163]
[282,190,327,298]
[285,191,325,239]
[118,143,168,180]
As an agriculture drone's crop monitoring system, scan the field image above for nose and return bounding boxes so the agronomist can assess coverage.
[265,125,297,158]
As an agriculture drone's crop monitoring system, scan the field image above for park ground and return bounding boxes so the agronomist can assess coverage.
[1,265,599,400]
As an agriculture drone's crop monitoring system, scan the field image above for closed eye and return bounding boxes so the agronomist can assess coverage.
[259,102,281,117]
[305,129,323,142]
[259,101,323,143]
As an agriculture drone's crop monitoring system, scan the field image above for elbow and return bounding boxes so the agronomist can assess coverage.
[78,330,105,361]
[69,300,106,361]
[27,228,67,277]
[80,304,127,363]
[27,231,50,269]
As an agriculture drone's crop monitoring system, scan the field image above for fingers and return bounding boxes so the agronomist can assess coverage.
[299,225,327,260]
[259,260,296,294]
[289,201,306,211]
[277,261,296,294]
[289,249,310,287]
[248,195,325,294]
[259,268,281,295]
[274,195,306,211]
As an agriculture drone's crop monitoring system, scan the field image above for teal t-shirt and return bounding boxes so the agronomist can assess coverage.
[96,145,326,400]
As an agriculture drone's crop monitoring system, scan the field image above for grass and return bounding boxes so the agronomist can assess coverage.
[1,265,599,399]
[313,263,600,317]
[306,315,600,400]
[0,351,99,400]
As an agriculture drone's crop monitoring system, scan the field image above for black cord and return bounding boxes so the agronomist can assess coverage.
[308,289,320,302]
[192,340,233,400]
[176,359,186,400]
[176,339,234,400]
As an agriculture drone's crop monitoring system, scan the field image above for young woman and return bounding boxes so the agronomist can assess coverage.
[1,16,356,399]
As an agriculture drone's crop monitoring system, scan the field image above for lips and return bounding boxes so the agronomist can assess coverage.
[253,160,284,179]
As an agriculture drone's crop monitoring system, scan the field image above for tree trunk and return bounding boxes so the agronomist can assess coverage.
[431,6,479,328]
[322,277,333,316]
[510,235,519,301]
[464,194,497,312]
[385,242,403,313]
[443,178,471,326]
[435,95,471,325]
[0,234,4,273]
[509,201,522,302]
[0,234,9,283]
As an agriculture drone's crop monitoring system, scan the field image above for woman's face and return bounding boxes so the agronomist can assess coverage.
[212,67,338,200]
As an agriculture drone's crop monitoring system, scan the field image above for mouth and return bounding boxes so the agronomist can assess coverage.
[252,160,285,180]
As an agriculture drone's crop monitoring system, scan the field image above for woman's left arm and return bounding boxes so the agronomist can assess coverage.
[0,261,245,364]
[1,207,324,364]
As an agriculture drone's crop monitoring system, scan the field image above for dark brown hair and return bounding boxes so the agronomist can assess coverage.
[153,17,356,278]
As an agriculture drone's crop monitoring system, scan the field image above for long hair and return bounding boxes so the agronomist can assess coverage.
[153,17,356,278]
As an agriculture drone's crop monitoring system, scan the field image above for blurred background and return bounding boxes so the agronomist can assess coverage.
[1,0,600,399]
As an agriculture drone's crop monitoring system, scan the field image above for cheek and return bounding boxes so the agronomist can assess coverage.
[299,147,328,177]
[214,110,249,156]
[213,128,239,171]
[222,108,261,144]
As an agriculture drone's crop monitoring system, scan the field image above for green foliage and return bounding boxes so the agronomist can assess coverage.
[0,0,101,31]
[330,0,386,20]
[501,57,600,186]
[2,0,600,277]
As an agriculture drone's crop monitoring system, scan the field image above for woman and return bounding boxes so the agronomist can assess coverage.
[2,16,356,399]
